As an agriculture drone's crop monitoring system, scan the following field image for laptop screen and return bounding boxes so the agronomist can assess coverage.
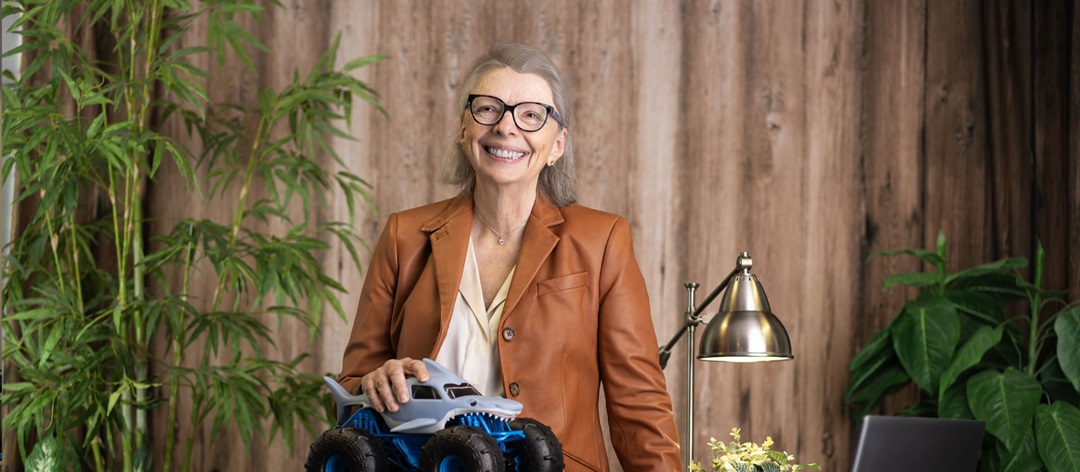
[851,415,985,472]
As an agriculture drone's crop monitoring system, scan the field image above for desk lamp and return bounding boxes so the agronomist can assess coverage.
[657,252,793,468]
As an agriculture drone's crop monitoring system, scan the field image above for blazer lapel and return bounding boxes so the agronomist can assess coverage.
[422,194,473,336]
[502,199,564,317]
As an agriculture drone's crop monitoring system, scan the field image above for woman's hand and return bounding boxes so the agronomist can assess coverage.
[359,358,430,413]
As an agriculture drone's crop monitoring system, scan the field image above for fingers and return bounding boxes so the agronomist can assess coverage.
[360,358,430,413]
[360,368,390,413]
[403,358,430,383]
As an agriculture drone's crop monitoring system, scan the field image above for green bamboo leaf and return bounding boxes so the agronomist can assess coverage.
[939,325,1003,398]
[1035,402,1080,472]
[2,382,38,394]
[1056,307,1080,393]
[39,327,63,367]
[107,383,127,415]
[4,308,59,322]
[968,367,1041,451]
[144,138,162,178]
[112,305,123,332]
[220,3,264,14]
[23,41,56,76]
[343,54,388,71]
[3,39,51,58]
[892,298,960,393]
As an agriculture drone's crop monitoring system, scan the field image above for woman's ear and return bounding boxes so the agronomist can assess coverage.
[548,127,568,165]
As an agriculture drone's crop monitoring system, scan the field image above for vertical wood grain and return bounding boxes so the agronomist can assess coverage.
[1072,0,1080,302]
[858,0,927,421]
[796,1,865,469]
[1033,0,1073,293]
[925,0,992,268]
[983,0,1033,265]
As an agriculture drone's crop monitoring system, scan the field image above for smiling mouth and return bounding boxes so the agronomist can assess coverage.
[486,146,526,160]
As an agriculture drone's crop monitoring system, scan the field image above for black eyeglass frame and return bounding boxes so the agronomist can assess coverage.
[466,94,564,131]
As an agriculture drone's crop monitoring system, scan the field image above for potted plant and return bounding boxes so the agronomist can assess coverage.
[1,1,383,470]
[845,233,1080,471]
[689,428,820,472]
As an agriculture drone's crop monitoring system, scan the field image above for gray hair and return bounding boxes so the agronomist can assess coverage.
[441,41,577,207]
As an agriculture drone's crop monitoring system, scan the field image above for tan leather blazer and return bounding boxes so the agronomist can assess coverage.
[340,194,681,471]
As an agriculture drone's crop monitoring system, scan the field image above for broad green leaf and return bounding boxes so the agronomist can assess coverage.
[939,326,1003,398]
[947,290,1010,325]
[1056,307,1080,393]
[727,462,755,472]
[869,247,945,270]
[845,365,911,417]
[944,257,1028,286]
[935,231,947,262]
[892,298,960,393]
[1000,432,1044,472]
[847,324,893,372]
[968,368,1041,451]
[759,462,781,472]
[844,346,898,403]
[1035,402,1080,472]
[883,271,945,290]
[938,383,974,419]
[25,434,61,472]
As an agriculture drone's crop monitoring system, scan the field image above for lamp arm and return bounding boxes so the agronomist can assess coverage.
[657,259,748,370]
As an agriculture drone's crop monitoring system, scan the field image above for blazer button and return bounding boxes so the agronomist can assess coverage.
[502,327,515,341]
[509,382,521,397]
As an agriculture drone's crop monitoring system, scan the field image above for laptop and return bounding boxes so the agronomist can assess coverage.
[851,415,986,472]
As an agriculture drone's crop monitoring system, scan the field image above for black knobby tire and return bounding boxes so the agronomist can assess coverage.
[418,425,506,472]
[508,417,564,472]
[305,427,390,472]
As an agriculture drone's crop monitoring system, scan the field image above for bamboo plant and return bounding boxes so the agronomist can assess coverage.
[1,0,383,470]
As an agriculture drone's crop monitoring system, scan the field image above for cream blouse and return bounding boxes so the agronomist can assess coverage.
[433,238,514,397]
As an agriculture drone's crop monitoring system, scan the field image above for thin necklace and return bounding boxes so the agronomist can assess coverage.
[475,211,527,245]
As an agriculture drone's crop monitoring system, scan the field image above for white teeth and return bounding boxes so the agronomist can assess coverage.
[487,147,525,159]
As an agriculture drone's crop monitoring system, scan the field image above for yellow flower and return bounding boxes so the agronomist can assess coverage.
[695,426,821,472]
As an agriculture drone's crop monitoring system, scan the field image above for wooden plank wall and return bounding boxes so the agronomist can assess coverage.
[138,1,1078,471]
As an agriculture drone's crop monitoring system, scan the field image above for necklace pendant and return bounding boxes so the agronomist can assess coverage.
[498,238,505,245]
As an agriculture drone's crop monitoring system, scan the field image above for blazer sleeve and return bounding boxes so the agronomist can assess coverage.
[596,217,683,470]
[338,213,400,395]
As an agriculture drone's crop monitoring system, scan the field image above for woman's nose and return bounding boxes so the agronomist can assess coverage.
[493,110,518,135]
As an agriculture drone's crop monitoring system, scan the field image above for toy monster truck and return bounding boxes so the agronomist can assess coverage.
[305,358,563,472]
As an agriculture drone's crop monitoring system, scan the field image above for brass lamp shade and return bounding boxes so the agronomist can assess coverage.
[698,272,793,362]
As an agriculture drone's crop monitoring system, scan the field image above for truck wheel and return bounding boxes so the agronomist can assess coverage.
[418,425,506,472]
[305,427,389,472]
[509,418,564,472]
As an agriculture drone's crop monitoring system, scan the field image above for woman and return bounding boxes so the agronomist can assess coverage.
[339,41,681,471]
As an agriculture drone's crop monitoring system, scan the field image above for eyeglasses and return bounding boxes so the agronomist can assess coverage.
[466,94,563,132]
